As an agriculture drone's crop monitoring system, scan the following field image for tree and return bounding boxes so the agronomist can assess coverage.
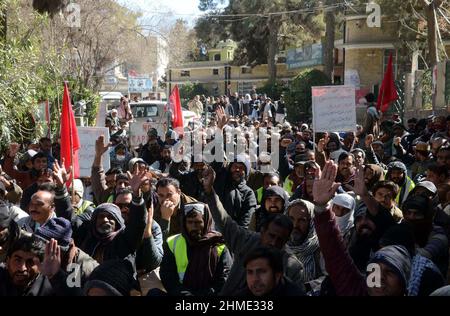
[284,69,331,122]
[196,0,324,83]
[164,19,198,67]
[179,82,209,104]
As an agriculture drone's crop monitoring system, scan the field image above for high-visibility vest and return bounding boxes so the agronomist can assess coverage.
[283,178,294,195]
[107,194,114,203]
[395,176,415,207]
[74,200,95,216]
[166,234,226,283]
[256,187,264,204]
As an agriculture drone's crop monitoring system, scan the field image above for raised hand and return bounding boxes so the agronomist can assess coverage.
[280,138,292,148]
[215,106,228,130]
[95,135,110,156]
[34,239,61,279]
[346,165,368,197]
[53,159,72,188]
[312,161,341,206]
[201,166,216,194]
[144,199,154,238]
[127,169,148,196]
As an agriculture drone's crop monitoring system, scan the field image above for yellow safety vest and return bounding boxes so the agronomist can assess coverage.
[167,234,226,283]
[283,178,294,196]
[256,187,264,204]
[395,176,415,207]
[74,200,95,216]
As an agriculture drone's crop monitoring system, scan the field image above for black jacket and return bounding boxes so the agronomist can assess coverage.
[75,196,147,264]
[169,162,204,200]
[252,186,289,232]
[0,268,53,296]
[212,164,257,229]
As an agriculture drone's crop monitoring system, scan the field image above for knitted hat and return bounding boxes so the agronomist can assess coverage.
[34,217,73,250]
[84,259,136,296]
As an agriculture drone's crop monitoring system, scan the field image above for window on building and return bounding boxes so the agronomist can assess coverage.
[214,54,221,61]
[180,70,190,77]
[383,49,397,79]
[213,69,219,75]
[241,67,252,74]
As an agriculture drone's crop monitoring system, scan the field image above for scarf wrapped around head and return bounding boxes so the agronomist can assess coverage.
[364,164,385,192]
[81,203,125,262]
[331,193,356,236]
[285,199,320,282]
[408,254,443,296]
[181,203,224,290]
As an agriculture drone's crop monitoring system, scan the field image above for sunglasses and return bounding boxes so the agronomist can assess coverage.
[183,203,205,215]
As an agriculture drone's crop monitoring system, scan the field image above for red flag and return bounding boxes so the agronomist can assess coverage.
[60,82,80,183]
[377,53,398,113]
[169,85,184,132]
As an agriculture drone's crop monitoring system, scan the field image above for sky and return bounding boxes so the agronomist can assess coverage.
[116,0,226,26]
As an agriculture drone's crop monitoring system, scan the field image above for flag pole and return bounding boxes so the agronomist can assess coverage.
[65,81,75,202]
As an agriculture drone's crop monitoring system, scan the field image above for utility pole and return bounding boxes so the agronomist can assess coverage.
[323,0,336,82]
[422,0,443,114]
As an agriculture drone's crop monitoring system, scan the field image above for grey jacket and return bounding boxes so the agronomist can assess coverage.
[204,191,305,295]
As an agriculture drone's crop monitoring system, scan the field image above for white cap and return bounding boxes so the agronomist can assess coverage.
[70,179,84,198]
[332,193,356,212]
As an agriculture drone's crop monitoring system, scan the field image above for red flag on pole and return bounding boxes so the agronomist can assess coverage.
[60,82,80,183]
[377,53,398,113]
[169,85,184,132]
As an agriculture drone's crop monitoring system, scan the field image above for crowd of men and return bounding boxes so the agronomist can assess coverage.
[0,92,449,297]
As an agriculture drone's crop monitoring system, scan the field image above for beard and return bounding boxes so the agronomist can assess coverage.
[97,223,114,235]
[290,230,307,245]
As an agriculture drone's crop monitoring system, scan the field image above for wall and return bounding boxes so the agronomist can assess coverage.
[345,48,384,88]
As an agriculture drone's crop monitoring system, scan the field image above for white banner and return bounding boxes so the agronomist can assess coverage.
[312,86,356,132]
[78,127,110,177]
[128,121,166,147]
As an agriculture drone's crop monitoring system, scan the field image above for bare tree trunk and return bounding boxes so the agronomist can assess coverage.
[422,0,442,114]
[424,1,440,67]
[0,7,6,41]
[323,0,339,81]
[324,7,335,81]
[267,16,279,84]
